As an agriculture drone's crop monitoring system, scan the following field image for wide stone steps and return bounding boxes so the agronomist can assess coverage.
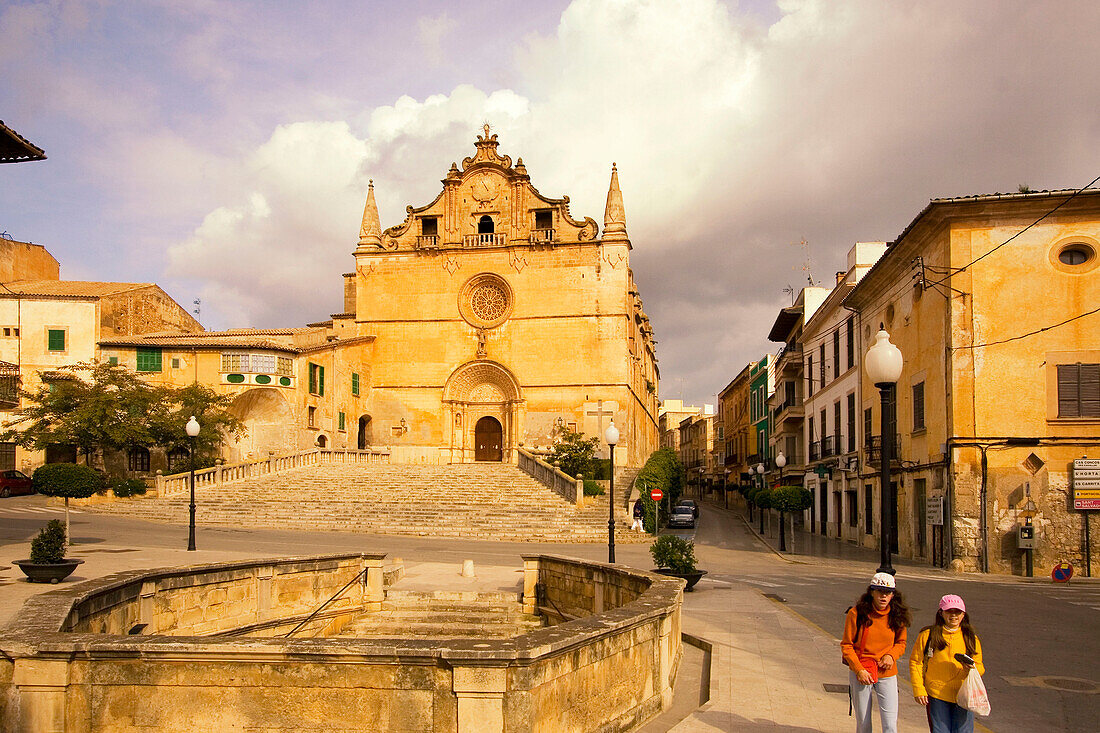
[338,591,543,639]
[86,462,644,542]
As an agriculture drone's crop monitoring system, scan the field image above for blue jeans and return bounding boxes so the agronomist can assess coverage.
[927,696,974,733]
[849,670,898,733]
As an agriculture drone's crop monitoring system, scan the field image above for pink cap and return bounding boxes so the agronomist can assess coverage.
[939,594,966,612]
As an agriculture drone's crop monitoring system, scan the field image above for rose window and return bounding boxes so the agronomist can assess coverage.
[471,284,508,322]
[459,273,514,328]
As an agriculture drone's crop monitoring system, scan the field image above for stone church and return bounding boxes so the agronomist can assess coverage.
[332,127,659,466]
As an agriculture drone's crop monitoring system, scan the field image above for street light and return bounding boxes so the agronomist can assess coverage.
[775,451,788,551]
[724,468,731,509]
[756,463,765,533]
[865,328,903,575]
[605,420,619,564]
[185,415,201,552]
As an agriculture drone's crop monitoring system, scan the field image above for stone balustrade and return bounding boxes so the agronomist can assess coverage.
[156,447,392,497]
[517,447,584,507]
[0,554,683,733]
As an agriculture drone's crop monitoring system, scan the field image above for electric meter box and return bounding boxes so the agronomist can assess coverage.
[1017,524,1036,549]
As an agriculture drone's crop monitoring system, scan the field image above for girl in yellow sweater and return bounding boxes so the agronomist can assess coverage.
[909,594,985,733]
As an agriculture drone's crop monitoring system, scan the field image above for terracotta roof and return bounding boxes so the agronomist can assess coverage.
[1,280,151,297]
[98,334,299,352]
[0,120,46,163]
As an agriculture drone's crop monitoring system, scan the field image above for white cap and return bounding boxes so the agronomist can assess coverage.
[869,572,896,590]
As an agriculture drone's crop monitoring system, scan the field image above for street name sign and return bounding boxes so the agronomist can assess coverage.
[927,495,944,526]
[1072,459,1100,510]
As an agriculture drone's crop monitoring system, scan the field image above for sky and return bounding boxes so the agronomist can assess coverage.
[2,0,1099,408]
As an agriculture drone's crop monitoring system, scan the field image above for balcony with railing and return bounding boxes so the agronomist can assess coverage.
[821,435,835,458]
[0,361,19,410]
[463,233,507,248]
[772,399,805,425]
[775,343,803,375]
[414,235,439,249]
[529,228,554,243]
[865,434,902,466]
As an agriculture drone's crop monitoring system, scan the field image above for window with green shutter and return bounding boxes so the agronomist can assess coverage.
[108,356,118,366]
[351,372,360,396]
[136,348,163,373]
[338,412,346,431]
[309,363,325,396]
[47,329,65,351]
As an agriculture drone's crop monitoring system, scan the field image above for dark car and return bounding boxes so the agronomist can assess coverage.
[675,498,699,519]
[0,469,33,497]
[667,505,696,529]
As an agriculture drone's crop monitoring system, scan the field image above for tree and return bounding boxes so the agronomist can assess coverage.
[546,426,600,478]
[154,383,245,471]
[753,487,773,534]
[32,463,105,545]
[771,486,813,552]
[2,361,171,467]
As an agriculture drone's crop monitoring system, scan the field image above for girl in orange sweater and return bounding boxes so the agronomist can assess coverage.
[841,572,911,733]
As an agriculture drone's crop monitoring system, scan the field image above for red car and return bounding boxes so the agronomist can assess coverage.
[0,469,33,497]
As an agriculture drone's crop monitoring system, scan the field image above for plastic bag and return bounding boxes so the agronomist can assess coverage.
[956,667,991,716]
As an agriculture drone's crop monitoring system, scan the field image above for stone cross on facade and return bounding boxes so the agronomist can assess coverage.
[586,400,615,455]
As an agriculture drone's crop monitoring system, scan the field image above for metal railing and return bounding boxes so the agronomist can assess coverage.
[156,447,392,498]
[517,447,584,507]
[821,436,835,458]
[865,434,901,465]
[463,233,506,248]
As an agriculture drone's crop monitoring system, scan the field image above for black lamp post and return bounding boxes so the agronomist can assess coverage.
[605,420,619,563]
[775,451,788,551]
[185,415,200,551]
[756,462,766,534]
[865,328,903,575]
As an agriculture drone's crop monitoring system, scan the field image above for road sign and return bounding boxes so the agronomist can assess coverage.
[650,488,663,501]
[1052,562,1074,583]
[1073,459,1100,509]
[927,495,944,526]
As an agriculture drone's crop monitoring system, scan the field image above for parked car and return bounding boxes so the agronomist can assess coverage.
[667,505,696,529]
[0,469,34,498]
[675,498,699,519]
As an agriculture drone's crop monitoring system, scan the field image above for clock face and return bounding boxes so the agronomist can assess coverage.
[470,173,499,204]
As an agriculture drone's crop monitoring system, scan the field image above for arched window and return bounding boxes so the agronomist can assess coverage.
[128,446,150,473]
[478,215,494,234]
[167,447,190,472]
[317,434,327,448]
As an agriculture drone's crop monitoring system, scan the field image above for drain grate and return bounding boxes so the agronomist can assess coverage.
[823,683,850,694]
[763,593,786,603]
[1044,678,1098,692]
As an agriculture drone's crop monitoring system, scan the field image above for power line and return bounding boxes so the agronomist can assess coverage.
[952,304,1100,351]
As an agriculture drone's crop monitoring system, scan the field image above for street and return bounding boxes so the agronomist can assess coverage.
[2,494,1099,731]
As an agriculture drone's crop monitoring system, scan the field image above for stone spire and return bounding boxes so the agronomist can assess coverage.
[602,163,628,241]
[357,180,382,249]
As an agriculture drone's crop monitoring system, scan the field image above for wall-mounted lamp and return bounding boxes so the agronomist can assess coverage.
[399,418,408,434]
[555,416,564,428]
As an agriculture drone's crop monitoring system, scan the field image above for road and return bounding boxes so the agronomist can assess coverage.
[2,494,1099,731]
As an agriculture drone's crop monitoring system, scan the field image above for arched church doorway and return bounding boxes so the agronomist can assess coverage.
[474,416,503,462]
[478,215,494,234]
[357,415,372,450]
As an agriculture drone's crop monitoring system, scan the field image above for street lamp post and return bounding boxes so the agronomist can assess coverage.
[775,451,788,551]
[724,468,731,509]
[185,415,201,551]
[605,420,619,564]
[865,328,903,576]
[756,463,766,534]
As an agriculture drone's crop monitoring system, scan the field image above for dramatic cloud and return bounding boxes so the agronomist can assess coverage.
[3,0,1099,405]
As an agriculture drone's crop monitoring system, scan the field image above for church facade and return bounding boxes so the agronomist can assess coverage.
[334,128,659,466]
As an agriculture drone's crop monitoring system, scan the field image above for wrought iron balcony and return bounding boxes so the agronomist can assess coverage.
[809,441,820,461]
[865,434,902,466]
[463,233,507,248]
[821,435,835,458]
[0,361,19,410]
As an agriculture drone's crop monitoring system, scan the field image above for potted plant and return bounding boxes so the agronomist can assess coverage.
[650,534,706,591]
[13,519,84,583]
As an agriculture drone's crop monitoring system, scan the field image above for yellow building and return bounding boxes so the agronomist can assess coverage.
[659,399,703,454]
[340,128,659,465]
[845,189,1100,574]
[718,364,753,490]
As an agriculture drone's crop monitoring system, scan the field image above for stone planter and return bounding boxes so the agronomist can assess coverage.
[13,558,84,583]
[654,568,707,591]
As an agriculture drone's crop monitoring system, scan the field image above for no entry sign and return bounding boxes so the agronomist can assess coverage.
[1052,562,1074,583]
[650,488,663,501]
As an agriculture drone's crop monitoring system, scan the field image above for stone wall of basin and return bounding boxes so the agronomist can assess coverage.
[1,553,683,733]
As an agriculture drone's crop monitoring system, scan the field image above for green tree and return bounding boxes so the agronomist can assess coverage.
[546,426,600,478]
[771,485,812,552]
[636,448,686,531]
[32,463,105,546]
[155,383,245,471]
[2,361,171,467]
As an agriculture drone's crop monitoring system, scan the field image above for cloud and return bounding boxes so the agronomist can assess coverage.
[417,12,455,67]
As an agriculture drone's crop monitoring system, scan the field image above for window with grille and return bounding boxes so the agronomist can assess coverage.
[277,357,292,376]
[128,447,150,472]
[222,353,249,372]
[136,348,162,373]
[1057,363,1100,417]
[47,329,66,352]
[912,381,926,431]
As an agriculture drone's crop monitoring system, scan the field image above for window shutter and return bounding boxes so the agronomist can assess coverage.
[352,372,360,396]
[913,382,925,431]
[319,366,325,396]
[47,329,65,351]
[309,364,317,394]
[1058,364,1080,417]
[1081,364,1100,417]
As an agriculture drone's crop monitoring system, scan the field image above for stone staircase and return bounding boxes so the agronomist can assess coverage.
[337,590,543,639]
[86,462,647,543]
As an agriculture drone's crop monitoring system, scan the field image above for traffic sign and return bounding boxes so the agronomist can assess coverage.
[1052,562,1074,583]
[650,488,663,501]
[1073,459,1100,508]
